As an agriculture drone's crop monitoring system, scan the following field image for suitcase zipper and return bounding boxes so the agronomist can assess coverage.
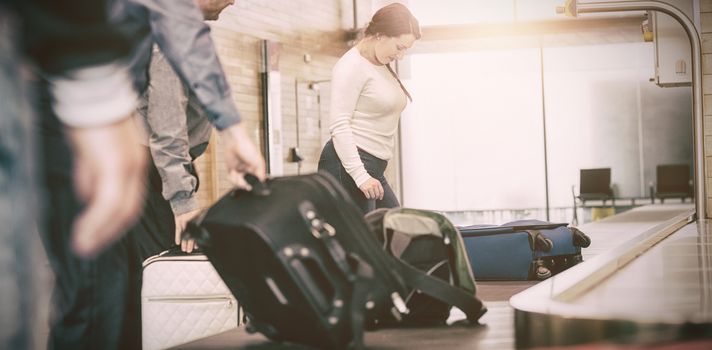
[146,295,235,308]
[142,253,209,268]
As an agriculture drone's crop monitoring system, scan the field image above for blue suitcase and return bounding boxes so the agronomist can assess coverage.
[458,220,591,280]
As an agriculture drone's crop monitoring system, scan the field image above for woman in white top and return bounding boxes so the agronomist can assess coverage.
[318,3,420,214]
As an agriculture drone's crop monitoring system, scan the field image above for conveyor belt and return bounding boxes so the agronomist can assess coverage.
[511,204,712,348]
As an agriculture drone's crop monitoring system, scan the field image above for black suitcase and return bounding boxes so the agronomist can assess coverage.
[186,173,485,349]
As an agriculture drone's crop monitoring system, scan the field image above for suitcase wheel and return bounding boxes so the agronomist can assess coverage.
[533,260,552,280]
[535,265,551,280]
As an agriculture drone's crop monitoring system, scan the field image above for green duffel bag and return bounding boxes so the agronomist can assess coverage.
[365,207,481,326]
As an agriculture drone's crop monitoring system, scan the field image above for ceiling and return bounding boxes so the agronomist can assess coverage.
[411,15,647,53]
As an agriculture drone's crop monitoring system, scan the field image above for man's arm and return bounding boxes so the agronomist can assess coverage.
[143,49,203,252]
[144,49,199,216]
[138,0,266,184]
[139,0,239,130]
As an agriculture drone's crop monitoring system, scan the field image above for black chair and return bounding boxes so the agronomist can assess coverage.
[655,164,692,203]
[578,168,614,206]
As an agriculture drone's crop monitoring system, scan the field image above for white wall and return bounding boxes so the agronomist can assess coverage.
[545,43,692,206]
[401,48,546,211]
[401,42,692,213]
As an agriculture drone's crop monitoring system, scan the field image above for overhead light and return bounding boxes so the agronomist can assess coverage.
[641,13,653,42]
[556,0,578,17]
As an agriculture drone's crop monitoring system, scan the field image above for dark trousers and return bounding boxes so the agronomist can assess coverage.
[131,143,205,262]
[96,146,197,350]
[123,148,183,349]
[318,140,400,214]
[40,132,189,350]
[38,85,141,350]
[131,149,176,262]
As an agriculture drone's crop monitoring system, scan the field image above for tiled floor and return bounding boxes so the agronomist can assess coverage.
[176,302,516,350]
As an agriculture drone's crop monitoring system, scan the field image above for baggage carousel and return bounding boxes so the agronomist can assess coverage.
[512,203,712,348]
[176,204,712,349]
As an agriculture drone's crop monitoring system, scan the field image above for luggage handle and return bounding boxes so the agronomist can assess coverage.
[298,201,355,282]
[294,200,384,346]
[243,173,271,196]
[571,227,592,248]
[185,221,211,248]
[282,244,346,322]
[528,230,553,252]
[459,223,567,235]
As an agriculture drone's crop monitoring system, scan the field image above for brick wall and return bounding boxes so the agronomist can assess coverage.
[189,0,374,207]
[703,0,712,217]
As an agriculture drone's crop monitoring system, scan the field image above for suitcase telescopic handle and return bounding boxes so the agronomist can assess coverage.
[298,201,355,281]
[284,245,345,319]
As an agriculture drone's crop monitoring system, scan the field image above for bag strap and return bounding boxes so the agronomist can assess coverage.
[297,202,373,349]
[392,257,486,323]
[346,253,374,350]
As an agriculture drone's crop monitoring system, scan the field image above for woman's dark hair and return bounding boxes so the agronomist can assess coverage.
[364,3,421,39]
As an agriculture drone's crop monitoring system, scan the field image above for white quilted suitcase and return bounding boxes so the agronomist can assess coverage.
[141,250,240,350]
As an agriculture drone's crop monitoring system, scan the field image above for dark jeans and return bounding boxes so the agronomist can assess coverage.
[38,109,190,349]
[131,148,177,262]
[318,140,400,214]
[131,143,205,262]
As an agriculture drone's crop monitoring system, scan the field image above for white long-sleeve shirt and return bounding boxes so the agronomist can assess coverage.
[49,63,137,128]
[329,47,408,187]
